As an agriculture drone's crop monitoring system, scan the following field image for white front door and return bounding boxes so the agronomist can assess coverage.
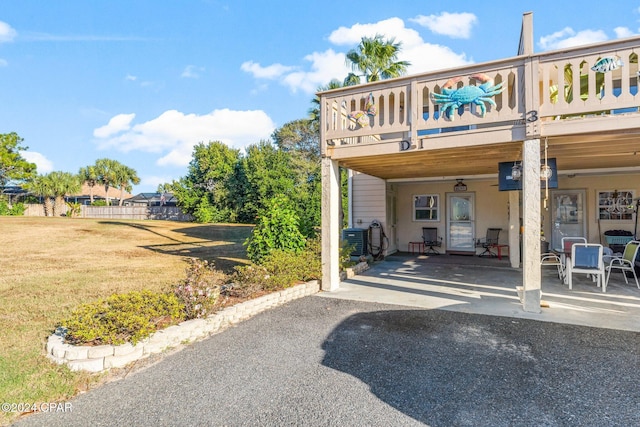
[447,192,476,253]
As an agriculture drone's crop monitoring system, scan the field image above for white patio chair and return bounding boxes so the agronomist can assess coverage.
[566,243,605,292]
[605,240,640,289]
[541,252,564,280]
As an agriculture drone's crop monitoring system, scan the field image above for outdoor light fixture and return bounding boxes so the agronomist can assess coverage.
[511,162,522,181]
[540,164,553,180]
[454,179,467,192]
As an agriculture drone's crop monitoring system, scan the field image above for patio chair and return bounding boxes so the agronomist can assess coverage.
[605,240,640,289]
[566,243,605,292]
[476,228,501,257]
[541,252,564,280]
[422,227,442,255]
[559,236,587,264]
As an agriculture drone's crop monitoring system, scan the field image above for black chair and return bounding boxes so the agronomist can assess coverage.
[422,227,442,255]
[476,228,501,257]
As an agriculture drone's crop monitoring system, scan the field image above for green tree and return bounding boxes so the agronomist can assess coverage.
[271,120,321,236]
[172,141,240,223]
[94,158,119,206]
[48,171,81,216]
[344,34,410,85]
[308,79,344,126]
[235,141,297,224]
[245,194,306,263]
[25,173,55,216]
[114,164,140,206]
[78,165,99,204]
[0,132,36,187]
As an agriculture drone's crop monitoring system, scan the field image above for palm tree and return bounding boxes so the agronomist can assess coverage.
[78,165,98,204]
[49,171,81,216]
[25,174,55,217]
[308,79,343,127]
[115,164,140,206]
[94,158,119,206]
[344,34,410,85]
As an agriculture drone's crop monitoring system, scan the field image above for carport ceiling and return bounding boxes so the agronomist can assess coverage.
[336,131,640,180]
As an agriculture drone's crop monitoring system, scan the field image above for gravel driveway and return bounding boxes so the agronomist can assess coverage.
[14,295,640,427]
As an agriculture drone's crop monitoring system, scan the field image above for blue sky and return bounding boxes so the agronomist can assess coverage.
[2,1,640,193]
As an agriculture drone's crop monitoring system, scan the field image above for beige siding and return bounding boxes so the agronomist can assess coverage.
[352,172,386,230]
[389,172,640,253]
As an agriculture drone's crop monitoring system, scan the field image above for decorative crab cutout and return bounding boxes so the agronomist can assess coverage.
[432,73,504,121]
[348,92,377,128]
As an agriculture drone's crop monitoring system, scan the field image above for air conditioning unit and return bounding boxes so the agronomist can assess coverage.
[342,228,369,256]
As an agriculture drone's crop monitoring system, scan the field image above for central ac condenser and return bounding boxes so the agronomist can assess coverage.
[342,228,369,256]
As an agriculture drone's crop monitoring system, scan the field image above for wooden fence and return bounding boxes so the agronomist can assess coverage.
[23,204,193,222]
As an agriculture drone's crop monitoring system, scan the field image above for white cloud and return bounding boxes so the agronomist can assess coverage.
[410,12,478,39]
[141,175,173,189]
[0,58,7,67]
[539,27,608,50]
[93,113,135,138]
[282,49,351,93]
[94,109,275,167]
[181,65,204,79]
[0,21,17,42]
[240,61,296,79]
[125,74,137,81]
[243,17,471,94]
[614,27,636,38]
[20,151,53,174]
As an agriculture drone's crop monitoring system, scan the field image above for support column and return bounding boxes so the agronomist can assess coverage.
[321,157,341,291]
[508,190,520,268]
[521,139,541,313]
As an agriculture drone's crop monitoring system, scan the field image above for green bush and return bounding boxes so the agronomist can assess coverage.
[260,239,321,289]
[245,194,306,263]
[0,199,25,216]
[231,238,321,291]
[227,264,270,298]
[60,290,185,345]
[173,258,224,319]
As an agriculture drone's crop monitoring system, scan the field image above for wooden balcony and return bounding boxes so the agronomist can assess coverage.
[320,36,640,180]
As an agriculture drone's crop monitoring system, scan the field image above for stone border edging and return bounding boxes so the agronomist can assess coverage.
[46,280,320,373]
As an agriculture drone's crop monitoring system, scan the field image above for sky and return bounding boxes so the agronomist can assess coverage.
[2,1,640,193]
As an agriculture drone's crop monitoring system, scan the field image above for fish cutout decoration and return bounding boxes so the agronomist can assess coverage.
[348,92,376,127]
[591,56,624,73]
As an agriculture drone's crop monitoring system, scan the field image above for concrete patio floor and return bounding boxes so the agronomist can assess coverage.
[319,252,640,332]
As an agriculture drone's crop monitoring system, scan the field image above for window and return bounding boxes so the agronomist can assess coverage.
[597,190,634,220]
[414,194,439,221]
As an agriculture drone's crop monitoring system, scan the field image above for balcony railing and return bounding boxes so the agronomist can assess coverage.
[320,36,640,154]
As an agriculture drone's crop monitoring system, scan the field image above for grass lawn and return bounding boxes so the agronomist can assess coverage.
[0,217,252,426]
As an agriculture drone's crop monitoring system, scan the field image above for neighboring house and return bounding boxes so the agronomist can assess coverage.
[124,192,177,207]
[69,183,133,205]
[319,12,640,313]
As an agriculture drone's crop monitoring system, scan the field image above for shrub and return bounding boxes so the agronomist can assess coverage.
[0,199,25,216]
[260,238,321,289]
[60,290,184,345]
[65,201,82,217]
[245,195,306,263]
[173,258,225,319]
[228,264,271,298]
[340,240,357,270]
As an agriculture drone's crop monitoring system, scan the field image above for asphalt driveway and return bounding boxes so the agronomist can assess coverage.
[15,295,640,427]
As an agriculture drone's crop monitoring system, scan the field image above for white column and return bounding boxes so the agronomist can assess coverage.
[508,190,520,268]
[521,139,541,313]
[321,157,341,291]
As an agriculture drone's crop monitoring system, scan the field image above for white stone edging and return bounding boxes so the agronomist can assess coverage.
[47,280,320,373]
[340,261,370,280]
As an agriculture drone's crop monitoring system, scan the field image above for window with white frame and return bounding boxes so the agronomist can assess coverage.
[597,190,635,220]
[414,194,439,221]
